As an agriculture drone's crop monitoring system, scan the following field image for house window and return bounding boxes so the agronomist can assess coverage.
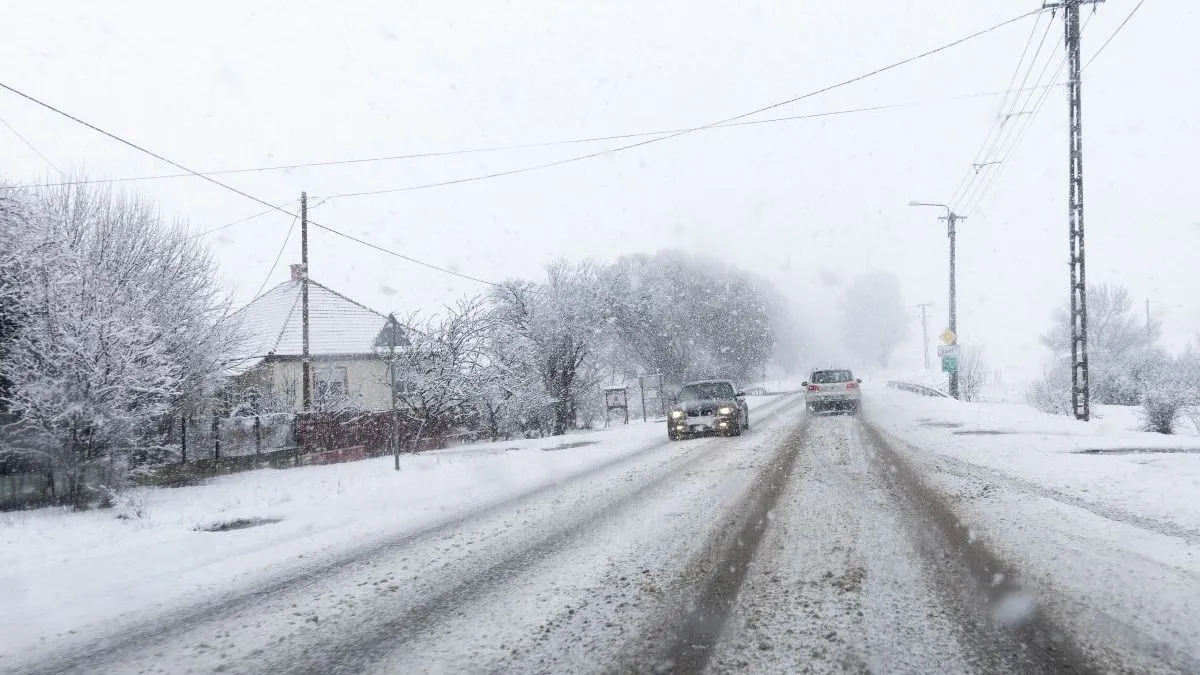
[315,366,349,397]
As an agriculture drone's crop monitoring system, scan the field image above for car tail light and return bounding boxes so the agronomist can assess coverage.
[846,382,858,389]
[807,384,821,392]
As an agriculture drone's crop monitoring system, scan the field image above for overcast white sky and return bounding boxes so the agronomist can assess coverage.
[1,1,1196,382]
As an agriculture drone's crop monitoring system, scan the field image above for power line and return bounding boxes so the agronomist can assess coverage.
[190,205,280,239]
[962,12,1097,217]
[0,81,500,287]
[1084,0,1147,69]
[947,12,1047,207]
[308,223,503,287]
[0,9,1041,286]
[320,10,1045,202]
[956,19,1072,213]
[4,85,1065,194]
[950,16,1057,209]
[322,97,1036,201]
[251,208,299,300]
[0,115,62,174]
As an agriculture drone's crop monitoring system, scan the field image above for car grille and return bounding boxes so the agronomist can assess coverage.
[687,408,715,417]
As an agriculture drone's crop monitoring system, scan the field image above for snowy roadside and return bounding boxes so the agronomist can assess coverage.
[866,387,1200,535]
[0,395,781,663]
[867,387,1200,672]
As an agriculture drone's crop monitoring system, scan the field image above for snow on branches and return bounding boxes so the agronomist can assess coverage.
[0,182,236,506]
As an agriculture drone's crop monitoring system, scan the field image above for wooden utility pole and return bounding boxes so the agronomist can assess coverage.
[300,191,312,411]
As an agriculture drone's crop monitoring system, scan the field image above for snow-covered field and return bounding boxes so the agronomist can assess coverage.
[7,387,1200,673]
[868,387,1200,671]
[0,397,787,669]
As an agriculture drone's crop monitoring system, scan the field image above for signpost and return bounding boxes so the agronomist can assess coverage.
[604,386,629,426]
[939,328,959,377]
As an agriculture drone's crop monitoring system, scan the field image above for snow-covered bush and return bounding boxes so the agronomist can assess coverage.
[957,346,990,403]
[1139,389,1186,434]
[1026,364,1072,415]
[1030,284,1167,415]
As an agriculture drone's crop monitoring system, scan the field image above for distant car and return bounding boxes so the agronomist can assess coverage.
[667,379,750,440]
[803,368,862,414]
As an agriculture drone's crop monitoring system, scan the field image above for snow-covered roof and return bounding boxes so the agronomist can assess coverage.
[228,279,404,372]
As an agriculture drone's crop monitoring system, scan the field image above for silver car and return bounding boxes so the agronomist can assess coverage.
[803,368,862,414]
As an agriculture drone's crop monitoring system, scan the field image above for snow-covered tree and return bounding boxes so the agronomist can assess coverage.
[841,272,910,368]
[469,315,552,440]
[491,261,610,436]
[1038,284,1162,407]
[385,297,493,441]
[0,182,235,507]
[601,250,777,385]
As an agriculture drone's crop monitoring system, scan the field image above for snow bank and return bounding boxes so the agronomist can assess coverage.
[867,387,1200,534]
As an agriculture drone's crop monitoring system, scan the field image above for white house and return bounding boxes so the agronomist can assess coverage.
[227,266,407,413]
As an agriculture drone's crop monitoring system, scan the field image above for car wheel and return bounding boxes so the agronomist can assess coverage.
[668,429,682,441]
[728,421,742,437]
[743,413,751,431]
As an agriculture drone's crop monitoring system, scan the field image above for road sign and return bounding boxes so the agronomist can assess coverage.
[940,328,957,345]
[942,355,958,373]
[937,344,960,357]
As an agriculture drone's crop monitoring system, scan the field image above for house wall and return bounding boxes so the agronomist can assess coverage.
[268,358,393,412]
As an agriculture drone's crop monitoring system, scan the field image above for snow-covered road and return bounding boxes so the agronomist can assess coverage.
[9,391,1196,674]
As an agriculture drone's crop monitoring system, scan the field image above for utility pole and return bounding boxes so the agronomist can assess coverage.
[300,191,312,411]
[944,210,963,401]
[917,303,933,370]
[1046,0,1102,421]
[909,201,965,399]
[386,314,401,471]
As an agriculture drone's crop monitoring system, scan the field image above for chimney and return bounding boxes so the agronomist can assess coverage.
[290,264,305,281]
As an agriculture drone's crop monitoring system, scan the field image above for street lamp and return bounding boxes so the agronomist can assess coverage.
[908,200,966,400]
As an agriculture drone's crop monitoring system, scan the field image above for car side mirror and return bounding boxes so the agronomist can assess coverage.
[856,379,862,384]
[801,382,808,387]
[735,391,745,398]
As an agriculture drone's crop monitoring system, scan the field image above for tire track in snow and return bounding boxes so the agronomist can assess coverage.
[641,415,809,673]
[861,421,1099,674]
[253,395,804,675]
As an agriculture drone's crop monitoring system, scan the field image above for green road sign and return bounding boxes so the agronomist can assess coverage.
[942,355,958,373]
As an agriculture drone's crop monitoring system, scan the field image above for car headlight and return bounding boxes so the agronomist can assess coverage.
[718,406,734,415]
[670,410,685,419]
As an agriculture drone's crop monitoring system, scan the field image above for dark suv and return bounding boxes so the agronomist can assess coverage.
[667,379,750,440]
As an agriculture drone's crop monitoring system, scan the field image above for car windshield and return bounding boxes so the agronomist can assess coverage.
[811,370,853,384]
[677,382,735,401]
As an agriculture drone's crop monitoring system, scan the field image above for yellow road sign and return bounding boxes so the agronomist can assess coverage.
[940,328,957,345]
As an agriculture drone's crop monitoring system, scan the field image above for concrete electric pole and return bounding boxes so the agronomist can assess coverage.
[917,303,933,370]
[1045,0,1103,421]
